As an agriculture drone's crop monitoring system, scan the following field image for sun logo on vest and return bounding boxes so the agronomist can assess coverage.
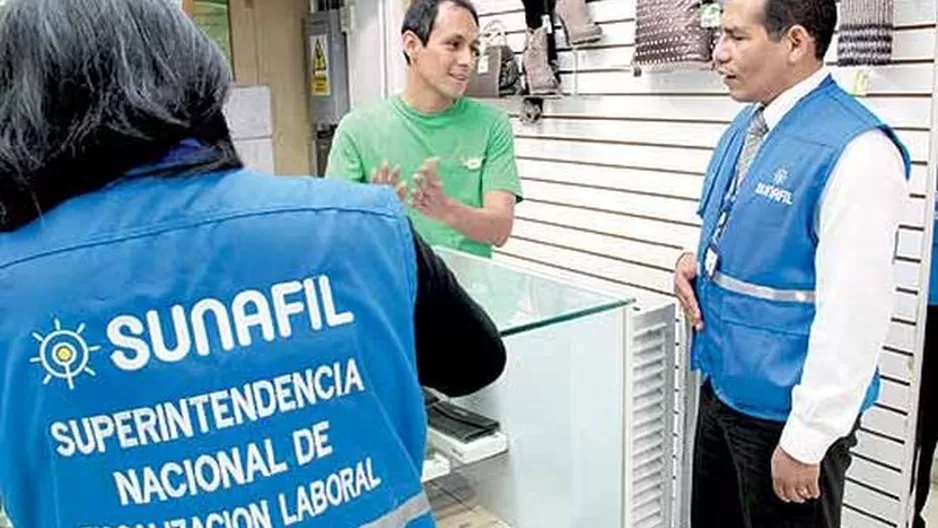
[29,318,101,390]
[773,168,789,186]
[755,167,794,206]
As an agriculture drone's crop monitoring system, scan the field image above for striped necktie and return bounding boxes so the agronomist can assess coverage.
[735,107,769,184]
[711,106,769,244]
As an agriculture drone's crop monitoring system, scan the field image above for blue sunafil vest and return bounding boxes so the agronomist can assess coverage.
[930,209,938,305]
[692,76,911,422]
[0,152,433,527]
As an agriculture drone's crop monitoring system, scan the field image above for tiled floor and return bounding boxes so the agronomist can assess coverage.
[0,484,936,527]
[429,482,938,527]
[427,475,511,528]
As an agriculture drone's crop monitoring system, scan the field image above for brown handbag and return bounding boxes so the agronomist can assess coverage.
[465,20,522,98]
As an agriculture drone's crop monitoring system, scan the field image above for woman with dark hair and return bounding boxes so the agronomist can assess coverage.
[0,1,505,527]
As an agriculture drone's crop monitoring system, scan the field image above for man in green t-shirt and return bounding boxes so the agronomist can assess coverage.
[325,0,522,258]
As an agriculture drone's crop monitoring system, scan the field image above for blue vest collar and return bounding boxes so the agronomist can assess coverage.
[123,139,218,179]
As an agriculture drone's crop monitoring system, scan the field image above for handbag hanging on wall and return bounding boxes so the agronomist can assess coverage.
[465,20,523,98]
[632,0,717,70]
[837,0,894,65]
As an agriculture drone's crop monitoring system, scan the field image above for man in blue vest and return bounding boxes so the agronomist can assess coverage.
[0,0,506,527]
[673,0,910,525]
[913,239,938,527]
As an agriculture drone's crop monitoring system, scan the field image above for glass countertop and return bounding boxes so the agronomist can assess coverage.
[435,247,634,337]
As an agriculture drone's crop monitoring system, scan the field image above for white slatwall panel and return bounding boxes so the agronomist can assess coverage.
[473,0,937,526]
[627,307,677,528]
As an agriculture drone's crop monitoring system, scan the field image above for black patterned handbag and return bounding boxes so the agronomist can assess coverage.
[465,20,522,98]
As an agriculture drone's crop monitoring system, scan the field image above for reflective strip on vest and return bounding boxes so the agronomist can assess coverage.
[361,491,432,528]
[711,271,815,304]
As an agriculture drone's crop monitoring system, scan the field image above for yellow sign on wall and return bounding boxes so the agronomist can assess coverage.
[311,34,331,96]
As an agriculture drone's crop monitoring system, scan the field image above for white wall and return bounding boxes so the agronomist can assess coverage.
[225,85,276,174]
[343,0,408,107]
[468,0,937,526]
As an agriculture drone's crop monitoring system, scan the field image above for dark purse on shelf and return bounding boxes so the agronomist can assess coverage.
[465,20,522,98]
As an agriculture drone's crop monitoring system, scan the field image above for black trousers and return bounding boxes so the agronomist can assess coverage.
[913,305,938,528]
[520,0,558,64]
[691,382,857,528]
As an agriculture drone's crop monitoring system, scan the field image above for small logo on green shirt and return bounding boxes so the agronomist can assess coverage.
[462,157,484,171]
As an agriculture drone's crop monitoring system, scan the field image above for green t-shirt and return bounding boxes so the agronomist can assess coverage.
[325,96,522,257]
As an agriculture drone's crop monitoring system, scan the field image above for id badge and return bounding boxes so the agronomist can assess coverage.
[704,247,719,277]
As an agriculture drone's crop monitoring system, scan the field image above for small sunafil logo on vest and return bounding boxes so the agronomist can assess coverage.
[32,275,356,388]
[754,168,794,206]
[30,318,102,390]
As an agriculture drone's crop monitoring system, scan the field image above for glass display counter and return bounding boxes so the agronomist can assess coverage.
[424,248,677,528]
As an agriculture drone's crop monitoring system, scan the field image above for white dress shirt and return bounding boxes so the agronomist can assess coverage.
[696,68,908,464]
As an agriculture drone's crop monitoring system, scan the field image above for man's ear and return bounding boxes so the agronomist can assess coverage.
[785,24,816,63]
[402,31,422,63]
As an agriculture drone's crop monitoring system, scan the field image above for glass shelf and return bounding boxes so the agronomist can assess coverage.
[434,247,634,337]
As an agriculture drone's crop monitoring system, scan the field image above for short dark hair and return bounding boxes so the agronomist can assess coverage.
[0,0,242,232]
[401,0,479,64]
[761,0,837,60]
